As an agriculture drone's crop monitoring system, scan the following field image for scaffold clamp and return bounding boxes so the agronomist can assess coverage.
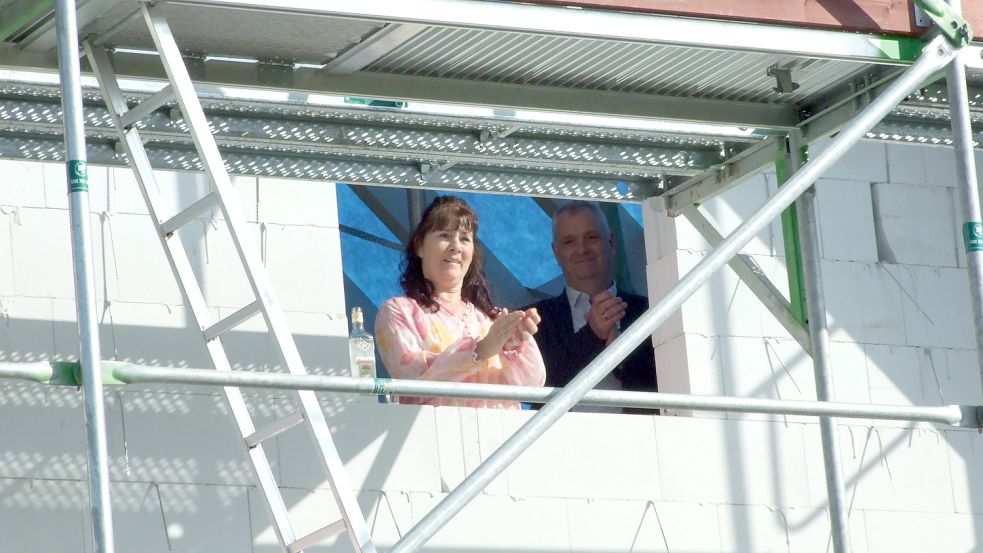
[915,0,972,46]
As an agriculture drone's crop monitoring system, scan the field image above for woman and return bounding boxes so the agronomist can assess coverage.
[375,195,546,408]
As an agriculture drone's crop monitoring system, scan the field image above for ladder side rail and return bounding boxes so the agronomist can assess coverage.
[139,7,377,552]
[84,42,299,549]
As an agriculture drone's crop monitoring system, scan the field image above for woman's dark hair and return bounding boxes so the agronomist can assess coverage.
[400,195,498,318]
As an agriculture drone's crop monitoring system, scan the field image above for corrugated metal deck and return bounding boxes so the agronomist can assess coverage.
[0,0,979,200]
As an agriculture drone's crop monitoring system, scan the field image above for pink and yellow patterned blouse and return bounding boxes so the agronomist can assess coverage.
[375,296,546,409]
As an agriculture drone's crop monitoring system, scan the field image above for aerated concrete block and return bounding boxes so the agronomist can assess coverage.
[109,168,209,217]
[565,498,675,553]
[98,212,183,305]
[806,424,954,513]
[937,348,983,406]
[652,501,722,552]
[434,407,469,493]
[821,260,907,346]
[810,139,888,183]
[0,158,46,208]
[815,178,878,262]
[642,196,675,261]
[0,296,55,363]
[784,507,870,553]
[863,510,983,553]
[718,335,816,422]
[0,207,13,294]
[184,219,260,309]
[656,417,811,507]
[865,344,924,408]
[947,429,983,515]
[704,171,783,256]
[90,302,211,369]
[919,144,959,187]
[647,256,684,347]
[277,402,441,494]
[115,389,250,485]
[264,223,345,314]
[0,383,86,480]
[0,478,86,553]
[871,182,958,267]
[154,482,253,552]
[257,177,338,227]
[828,341,872,406]
[503,409,659,500]
[109,481,175,553]
[10,208,103,300]
[406,492,572,552]
[674,249,767,339]
[717,503,790,553]
[251,489,412,552]
[886,142,928,186]
[896,265,973,349]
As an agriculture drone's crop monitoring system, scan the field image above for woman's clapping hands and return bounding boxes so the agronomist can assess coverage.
[475,307,541,360]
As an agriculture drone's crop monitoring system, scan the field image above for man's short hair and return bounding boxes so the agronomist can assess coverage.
[551,201,612,241]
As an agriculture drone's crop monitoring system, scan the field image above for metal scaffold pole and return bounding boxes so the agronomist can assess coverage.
[55,1,116,551]
[789,130,851,553]
[943,0,983,393]
[387,34,959,553]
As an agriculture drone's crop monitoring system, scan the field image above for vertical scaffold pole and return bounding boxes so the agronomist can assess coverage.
[944,1,983,389]
[789,130,851,553]
[387,34,958,553]
[55,1,116,551]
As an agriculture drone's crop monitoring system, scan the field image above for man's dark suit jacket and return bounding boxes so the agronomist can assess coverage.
[528,290,657,393]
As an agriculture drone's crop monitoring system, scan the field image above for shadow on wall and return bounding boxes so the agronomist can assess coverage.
[0,316,432,552]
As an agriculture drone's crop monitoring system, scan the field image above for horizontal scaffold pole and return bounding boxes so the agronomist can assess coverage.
[0,361,978,428]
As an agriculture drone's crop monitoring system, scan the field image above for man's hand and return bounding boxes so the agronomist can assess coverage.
[585,291,626,344]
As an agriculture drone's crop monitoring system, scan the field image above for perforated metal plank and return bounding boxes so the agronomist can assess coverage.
[0,131,656,200]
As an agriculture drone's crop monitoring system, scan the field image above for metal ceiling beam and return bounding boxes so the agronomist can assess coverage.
[324,23,427,75]
[0,0,53,42]
[662,136,785,216]
[0,47,798,129]
[17,0,119,51]
[167,0,921,64]
[191,59,802,129]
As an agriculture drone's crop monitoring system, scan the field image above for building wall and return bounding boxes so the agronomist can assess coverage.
[0,141,981,552]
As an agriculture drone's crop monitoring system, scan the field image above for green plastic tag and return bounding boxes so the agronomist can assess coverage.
[964,222,983,252]
[67,159,88,193]
[372,378,392,395]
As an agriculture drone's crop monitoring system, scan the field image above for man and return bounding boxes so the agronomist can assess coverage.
[529,201,657,412]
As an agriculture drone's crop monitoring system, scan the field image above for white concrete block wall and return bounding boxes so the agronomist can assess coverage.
[3,142,983,553]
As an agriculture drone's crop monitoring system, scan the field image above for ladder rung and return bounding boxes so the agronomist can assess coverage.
[204,300,261,341]
[161,191,219,236]
[288,519,347,553]
[119,84,174,129]
[245,411,305,448]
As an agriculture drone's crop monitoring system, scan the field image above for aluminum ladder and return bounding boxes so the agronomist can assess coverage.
[81,5,376,553]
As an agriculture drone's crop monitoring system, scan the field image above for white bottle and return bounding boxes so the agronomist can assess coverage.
[348,307,376,381]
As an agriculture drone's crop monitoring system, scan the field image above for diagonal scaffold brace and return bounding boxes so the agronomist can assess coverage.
[386,32,964,553]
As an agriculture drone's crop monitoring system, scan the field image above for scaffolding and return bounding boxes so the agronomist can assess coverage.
[2,1,983,552]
